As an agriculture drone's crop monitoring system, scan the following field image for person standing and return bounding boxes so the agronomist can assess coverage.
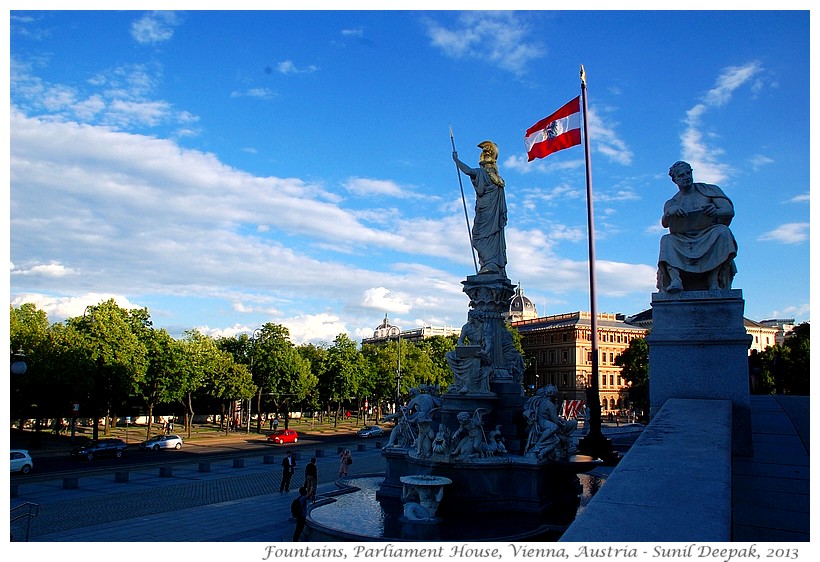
[304,457,318,502]
[273,416,279,431]
[292,487,309,541]
[338,449,351,477]
[280,451,296,492]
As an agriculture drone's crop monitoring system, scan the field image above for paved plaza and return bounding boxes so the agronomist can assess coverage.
[9,395,809,544]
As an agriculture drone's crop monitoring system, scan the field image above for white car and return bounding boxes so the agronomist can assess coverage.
[140,434,183,451]
[357,425,384,438]
[11,449,33,474]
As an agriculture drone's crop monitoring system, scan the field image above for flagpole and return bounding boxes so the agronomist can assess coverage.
[576,64,619,465]
[450,124,479,274]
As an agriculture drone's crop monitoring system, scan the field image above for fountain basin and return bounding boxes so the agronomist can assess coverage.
[306,475,579,542]
[400,475,452,522]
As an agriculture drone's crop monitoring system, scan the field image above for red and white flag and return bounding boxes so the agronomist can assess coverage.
[524,96,581,161]
[562,399,585,419]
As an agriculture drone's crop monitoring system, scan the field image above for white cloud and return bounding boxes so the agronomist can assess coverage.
[12,59,186,132]
[280,313,349,345]
[749,154,774,170]
[785,193,810,204]
[131,11,180,45]
[343,177,417,198]
[10,262,75,277]
[586,106,633,165]
[424,12,543,76]
[681,61,764,184]
[230,88,276,99]
[758,223,810,244]
[277,60,318,75]
[361,287,412,314]
[10,292,145,323]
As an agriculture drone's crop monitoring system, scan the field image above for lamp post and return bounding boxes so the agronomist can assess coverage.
[10,349,27,376]
[82,305,102,441]
[389,325,402,413]
[250,328,274,434]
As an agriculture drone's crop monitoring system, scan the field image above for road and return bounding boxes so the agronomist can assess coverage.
[11,427,383,484]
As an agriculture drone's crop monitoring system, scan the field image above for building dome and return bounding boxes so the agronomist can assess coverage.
[507,283,538,322]
[372,313,401,339]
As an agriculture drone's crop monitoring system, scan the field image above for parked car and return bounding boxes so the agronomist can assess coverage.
[11,449,33,474]
[267,429,299,444]
[140,434,183,451]
[70,438,129,460]
[357,425,384,438]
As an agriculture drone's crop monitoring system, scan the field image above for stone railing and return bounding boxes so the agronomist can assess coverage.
[561,398,732,542]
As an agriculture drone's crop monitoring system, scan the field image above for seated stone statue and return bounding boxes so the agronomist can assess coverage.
[657,161,738,292]
[445,311,492,395]
[523,385,577,460]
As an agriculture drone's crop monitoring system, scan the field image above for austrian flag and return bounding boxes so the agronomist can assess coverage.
[524,96,582,161]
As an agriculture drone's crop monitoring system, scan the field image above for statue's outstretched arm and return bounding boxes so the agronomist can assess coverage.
[453,152,476,178]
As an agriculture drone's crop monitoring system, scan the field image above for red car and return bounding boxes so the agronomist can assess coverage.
[267,429,298,444]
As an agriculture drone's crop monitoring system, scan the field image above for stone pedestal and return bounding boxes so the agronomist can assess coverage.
[646,289,752,455]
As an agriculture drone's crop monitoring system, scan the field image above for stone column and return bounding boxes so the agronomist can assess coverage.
[646,289,753,455]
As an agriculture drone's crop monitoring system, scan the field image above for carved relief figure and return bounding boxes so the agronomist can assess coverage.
[385,406,416,448]
[405,385,443,423]
[451,409,489,460]
[453,141,507,276]
[657,161,738,292]
[413,413,436,459]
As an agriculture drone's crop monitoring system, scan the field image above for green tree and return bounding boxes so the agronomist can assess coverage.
[614,337,650,422]
[319,333,364,426]
[781,322,810,395]
[189,329,255,434]
[67,300,149,439]
[134,328,186,438]
[360,341,403,415]
[10,304,52,430]
[753,322,810,395]
[233,323,316,431]
[416,334,458,392]
[297,342,327,417]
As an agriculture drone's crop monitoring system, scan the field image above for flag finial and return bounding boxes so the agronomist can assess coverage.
[580,65,586,85]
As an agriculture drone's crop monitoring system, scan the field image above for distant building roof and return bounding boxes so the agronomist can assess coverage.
[511,311,646,332]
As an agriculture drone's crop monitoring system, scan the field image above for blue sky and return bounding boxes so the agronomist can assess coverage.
[7,7,812,345]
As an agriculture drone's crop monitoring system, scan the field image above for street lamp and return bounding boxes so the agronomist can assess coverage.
[82,305,103,441]
[10,349,27,375]
[250,328,268,434]
[389,325,402,413]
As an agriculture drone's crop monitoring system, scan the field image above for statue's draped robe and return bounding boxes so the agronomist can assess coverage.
[469,165,507,274]
[657,183,738,289]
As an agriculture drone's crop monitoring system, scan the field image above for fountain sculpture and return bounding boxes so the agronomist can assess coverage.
[306,140,600,541]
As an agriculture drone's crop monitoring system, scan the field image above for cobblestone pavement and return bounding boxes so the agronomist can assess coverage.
[11,441,386,542]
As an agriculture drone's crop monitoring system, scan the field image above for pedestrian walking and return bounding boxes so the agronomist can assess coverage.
[291,487,309,541]
[338,449,352,477]
[273,416,279,431]
[280,450,296,492]
[304,457,318,502]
